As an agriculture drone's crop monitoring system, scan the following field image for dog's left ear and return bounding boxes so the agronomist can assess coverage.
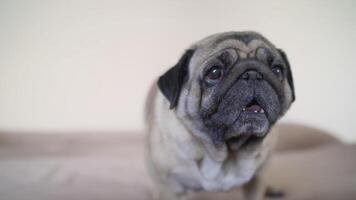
[158,49,195,109]
[278,49,295,102]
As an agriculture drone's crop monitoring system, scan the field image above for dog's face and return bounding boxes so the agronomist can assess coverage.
[158,32,295,151]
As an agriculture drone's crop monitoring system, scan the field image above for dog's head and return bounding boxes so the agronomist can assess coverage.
[158,31,295,153]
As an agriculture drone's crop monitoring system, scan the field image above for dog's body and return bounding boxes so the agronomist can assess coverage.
[145,31,295,200]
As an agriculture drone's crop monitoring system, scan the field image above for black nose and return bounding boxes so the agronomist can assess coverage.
[241,70,264,81]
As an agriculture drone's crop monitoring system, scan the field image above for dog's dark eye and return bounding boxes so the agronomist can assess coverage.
[272,65,283,80]
[206,66,223,81]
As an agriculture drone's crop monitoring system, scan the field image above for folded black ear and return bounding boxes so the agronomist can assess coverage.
[278,49,295,102]
[158,49,195,109]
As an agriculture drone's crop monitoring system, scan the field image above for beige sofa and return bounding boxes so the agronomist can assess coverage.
[0,123,355,200]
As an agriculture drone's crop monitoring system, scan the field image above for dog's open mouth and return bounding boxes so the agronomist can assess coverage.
[242,99,264,114]
[224,98,268,150]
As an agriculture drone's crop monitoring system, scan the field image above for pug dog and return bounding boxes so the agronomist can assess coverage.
[145,31,295,200]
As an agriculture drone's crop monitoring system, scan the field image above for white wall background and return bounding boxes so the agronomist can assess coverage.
[0,0,355,141]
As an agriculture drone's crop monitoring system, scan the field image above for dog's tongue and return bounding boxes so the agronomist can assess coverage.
[246,104,262,112]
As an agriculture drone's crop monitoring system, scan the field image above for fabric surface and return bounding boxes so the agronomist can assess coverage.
[0,124,355,200]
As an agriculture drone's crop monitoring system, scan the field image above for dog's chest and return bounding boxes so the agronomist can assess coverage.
[169,150,265,193]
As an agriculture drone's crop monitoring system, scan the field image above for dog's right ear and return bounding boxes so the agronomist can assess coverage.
[277,49,295,102]
[158,49,195,109]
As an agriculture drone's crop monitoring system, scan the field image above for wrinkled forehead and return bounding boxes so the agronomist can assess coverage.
[189,32,279,68]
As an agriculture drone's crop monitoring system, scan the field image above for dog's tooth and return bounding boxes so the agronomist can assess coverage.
[260,109,265,113]
[242,108,246,111]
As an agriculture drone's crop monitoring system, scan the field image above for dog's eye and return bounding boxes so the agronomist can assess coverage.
[272,65,283,80]
[272,66,282,74]
[206,66,224,81]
